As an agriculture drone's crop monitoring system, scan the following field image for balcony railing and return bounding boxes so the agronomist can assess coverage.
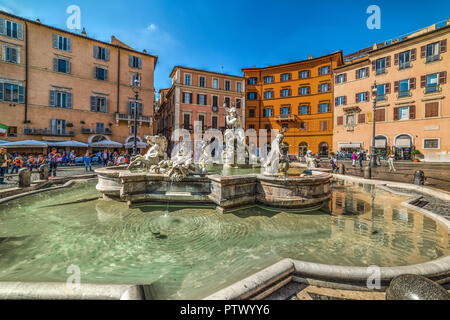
[398,90,410,98]
[23,127,75,137]
[399,61,411,70]
[376,94,386,101]
[275,114,298,121]
[376,68,386,75]
[81,127,94,134]
[426,55,440,63]
[116,113,152,123]
[425,84,439,93]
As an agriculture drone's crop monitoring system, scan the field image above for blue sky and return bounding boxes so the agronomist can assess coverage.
[1,0,449,92]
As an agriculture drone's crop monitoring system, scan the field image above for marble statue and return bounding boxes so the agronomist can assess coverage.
[165,144,197,182]
[262,132,284,175]
[128,135,168,171]
[305,150,320,169]
[222,103,249,166]
[198,140,212,175]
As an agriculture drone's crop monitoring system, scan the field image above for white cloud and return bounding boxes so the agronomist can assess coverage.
[0,6,14,13]
[147,23,157,31]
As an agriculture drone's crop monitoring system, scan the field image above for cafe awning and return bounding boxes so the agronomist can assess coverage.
[339,143,362,149]
[375,139,387,148]
[0,140,48,148]
[46,140,89,147]
[90,140,123,148]
[124,141,148,149]
[395,138,412,148]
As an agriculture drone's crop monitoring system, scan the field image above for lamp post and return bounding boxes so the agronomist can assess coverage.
[370,81,378,167]
[132,78,141,156]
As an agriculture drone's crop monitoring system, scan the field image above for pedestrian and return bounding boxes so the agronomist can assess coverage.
[352,151,357,167]
[48,148,59,178]
[357,151,364,169]
[84,151,93,172]
[330,155,339,174]
[388,152,396,172]
[0,148,13,184]
[102,149,109,167]
[10,156,23,174]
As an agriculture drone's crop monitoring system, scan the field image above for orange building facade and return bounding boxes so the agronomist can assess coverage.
[242,52,343,157]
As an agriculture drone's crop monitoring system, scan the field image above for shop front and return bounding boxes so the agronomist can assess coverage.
[394,134,413,160]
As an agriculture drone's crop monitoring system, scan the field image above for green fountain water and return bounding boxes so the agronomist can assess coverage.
[0,179,448,299]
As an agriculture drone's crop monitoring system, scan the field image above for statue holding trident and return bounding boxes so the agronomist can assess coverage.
[222,102,248,166]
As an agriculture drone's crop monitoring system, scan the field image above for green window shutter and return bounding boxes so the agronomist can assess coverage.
[52,34,58,48]
[129,55,133,67]
[49,90,56,106]
[67,93,72,108]
[0,18,5,35]
[90,96,97,111]
[18,85,25,103]
[104,98,108,113]
[17,23,23,40]
[53,58,58,72]
[105,48,110,61]
[67,60,71,74]
[67,38,72,52]
[0,83,4,101]
[93,45,99,58]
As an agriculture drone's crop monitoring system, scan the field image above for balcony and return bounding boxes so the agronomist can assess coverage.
[275,114,298,122]
[426,55,440,63]
[115,113,153,126]
[375,68,386,75]
[399,61,411,70]
[376,94,386,101]
[425,84,440,94]
[81,127,94,134]
[398,90,411,98]
[23,127,75,137]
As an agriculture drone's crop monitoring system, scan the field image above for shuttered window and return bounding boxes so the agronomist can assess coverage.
[90,96,107,113]
[337,116,343,125]
[375,109,385,122]
[358,113,366,124]
[52,34,72,52]
[93,45,110,61]
[0,19,23,40]
[49,90,72,109]
[129,55,142,69]
[4,46,20,63]
[95,67,108,81]
[53,58,71,73]
[0,82,25,103]
[425,102,439,118]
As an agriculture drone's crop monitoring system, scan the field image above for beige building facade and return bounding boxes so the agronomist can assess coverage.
[0,11,157,152]
[334,21,449,162]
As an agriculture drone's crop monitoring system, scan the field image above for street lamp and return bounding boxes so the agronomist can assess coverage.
[370,81,378,167]
[132,78,141,156]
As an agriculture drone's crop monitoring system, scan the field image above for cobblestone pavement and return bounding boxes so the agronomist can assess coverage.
[324,160,450,193]
[0,164,103,190]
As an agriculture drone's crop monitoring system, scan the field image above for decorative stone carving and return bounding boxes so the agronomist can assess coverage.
[18,168,31,188]
[127,135,168,171]
[222,103,250,166]
[198,140,212,175]
[262,133,284,176]
[39,164,49,181]
[305,150,320,169]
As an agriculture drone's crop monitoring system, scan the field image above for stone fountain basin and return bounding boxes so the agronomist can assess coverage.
[95,166,332,211]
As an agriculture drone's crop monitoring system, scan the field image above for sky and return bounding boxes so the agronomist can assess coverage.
[1,0,449,94]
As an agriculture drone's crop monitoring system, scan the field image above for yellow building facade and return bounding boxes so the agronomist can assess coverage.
[242,52,343,156]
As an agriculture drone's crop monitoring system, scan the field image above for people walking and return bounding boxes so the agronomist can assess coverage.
[351,151,357,167]
[388,152,396,172]
[48,148,59,178]
[0,148,12,184]
[84,151,93,172]
[330,155,339,174]
[357,151,364,169]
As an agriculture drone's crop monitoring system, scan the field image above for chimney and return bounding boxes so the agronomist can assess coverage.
[143,49,147,53]
[81,28,87,37]
[35,19,41,23]
[308,54,312,60]
[253,65,256,68]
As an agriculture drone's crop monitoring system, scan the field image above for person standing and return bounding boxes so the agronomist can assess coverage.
[0,148,12,184]
[102,149,109,167]
[84,151,93,172]
[48,148,59,178]
[388,152,396,172]
[351,151,357,167]
[357,151,364,169]
[330,155,339,174]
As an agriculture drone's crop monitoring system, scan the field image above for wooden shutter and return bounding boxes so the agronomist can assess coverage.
[410,77,416,89]
[307,86,310,95]
[288,88,291,96]
[425,102,439,117]
[280,89,283,97]
[94,45,99,59]
[439,71,447,84]
[365,91,369,101]
[420,45,426,58]
[318,67,322,76]
[94,67,98,78]
[409,105,416,119]
[358,113,365,124]
[0,18,5,35]
[67,60,71,74]
[67,38,72,52]
[344,73,347,82]
[105,48,110,61]
[385,83,391,94]
[335,75,338,83]
[393,107,399,120]
[53,58,58,72]
[355,69,359,79]
[394,81,399,92]
[138,58,142,69]
[18,85,25,103]
[372,60,376,71]
[386,56,391,67]
[197,94,200,105]
[129,55,133,67]
[0,83,3,101]
[420,75,427,88]
[67,93,72,108]
[411,48,416,60]
[49,90,56,106]
[52,34,58,48]
[355,93,359,103]
[104,98,108,112]
[343,96,347,105]
[104,69,108,81]
[182,92,185,103]
[90,96,97,111]
[440,39,447,53]
[337,116,343,125]
[365,67,369,76]
[307,70,311,78]
[17,23,23,40]
[394,53,399,65]
[335,97,338,105]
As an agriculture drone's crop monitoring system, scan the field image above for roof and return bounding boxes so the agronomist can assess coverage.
[241,51,343,71]
[0,10,158,67]
[169,66,244,79]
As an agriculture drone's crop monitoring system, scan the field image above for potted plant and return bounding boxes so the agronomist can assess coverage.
[411,149,421,162]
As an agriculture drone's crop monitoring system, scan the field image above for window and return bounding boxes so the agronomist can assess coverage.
[299,70,310,79]
[128,102,143,116]
[212,96,218,109]
[299,86,309,95]
[212,116,218,129]
[337,116,343,125]
[282,123,289,131]
[358,113,366,124]
[90,96,107,113]
[376,84,386,101]
[249,109,255,117]
[0,82,25,103]
[183,114,191,130]
[280,106,290,115]
[398,79,409,97]
[264,76,273,84]
[336,74,346,84]
[247,77,257,85]
[319,66,330,75]
[425,102,439,118]
[264,124,271,132]
[49,90,72,108]
[198,115,205,130]
[299,105,309,115]
[224,97,230,108]
[53,58,70,74]
[199,76,205,87]
[182,92,192,104]
[235,98,241,109]
[423,139,439,149]
[336,96,345,106]
[425,42,440,63]
[375,58,386,75]
[263,108,273,117]
[375,109,385,122]
[345,114,355,127]
[131,73,141,87]
[213,79,219,89]
[1,20,23,40]
[356,92,367,102]
[399,51,410,69]
[52,34,72,52]
[7,126,17,137]
[225,80,231,91]
[320,121,328,131]
[264,91,273,99]
[398,106,410,120]
[300,122,307,130]
[184,74,191,85]
[319,83,330,93]
[247,92,257,100]
[236,82,241,92]
[96,123,105,134]
[356,67,368,79]
[93,45,109,61]
[3,46,19,63]
[280,73,291,81]
[130,124,139,135]
[198,94,207,105]
[319,103,329,113]
[249,124,255,129]
[95,67,108,81]
[426,73,439,93]
[281,88,291,97]
[51,119,66,135]
[129,55,142,69]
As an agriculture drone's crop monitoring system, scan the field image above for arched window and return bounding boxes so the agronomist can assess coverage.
[92,135,107,143]
[319,142,329,157]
